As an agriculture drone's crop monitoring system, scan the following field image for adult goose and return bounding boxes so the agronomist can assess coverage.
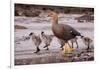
[48,11,83,53]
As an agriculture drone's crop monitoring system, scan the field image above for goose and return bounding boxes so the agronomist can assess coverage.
[48,10,83,53]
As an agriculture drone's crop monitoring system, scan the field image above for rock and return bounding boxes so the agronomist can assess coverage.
[15,25,27,29]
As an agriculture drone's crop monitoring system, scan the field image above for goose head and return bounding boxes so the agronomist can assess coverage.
[48,11,58,17]
[47,10,59,24]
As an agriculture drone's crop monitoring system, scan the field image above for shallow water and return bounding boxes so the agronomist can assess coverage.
[14,15,94,65]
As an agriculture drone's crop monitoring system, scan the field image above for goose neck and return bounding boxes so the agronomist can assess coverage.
[51,16,58,25]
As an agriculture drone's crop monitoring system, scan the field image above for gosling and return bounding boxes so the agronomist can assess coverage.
[81,36,93,50]
[40,31,53,50]
[29,32,42,53]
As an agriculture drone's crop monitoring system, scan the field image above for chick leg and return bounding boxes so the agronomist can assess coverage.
[46,46,49,50]
[87,41,90,50]
[75,40,79,48]
[34,46,40,53]
[43,44,49,50]
[43,44,48,48]
[60,44,64,50]
[60,45,63,48]
[71,41,73,48]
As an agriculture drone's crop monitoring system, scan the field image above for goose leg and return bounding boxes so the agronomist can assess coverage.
[75,40,79,48]
[63,42,73,54]
[34,46,40,53]
[67,42,72,48]
[71,41,73,48]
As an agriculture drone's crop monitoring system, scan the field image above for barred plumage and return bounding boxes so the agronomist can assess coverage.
[40,31,53,50]
[29,32,42,53]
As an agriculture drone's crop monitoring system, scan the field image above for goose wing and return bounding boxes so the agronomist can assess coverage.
[62,24,81,36]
